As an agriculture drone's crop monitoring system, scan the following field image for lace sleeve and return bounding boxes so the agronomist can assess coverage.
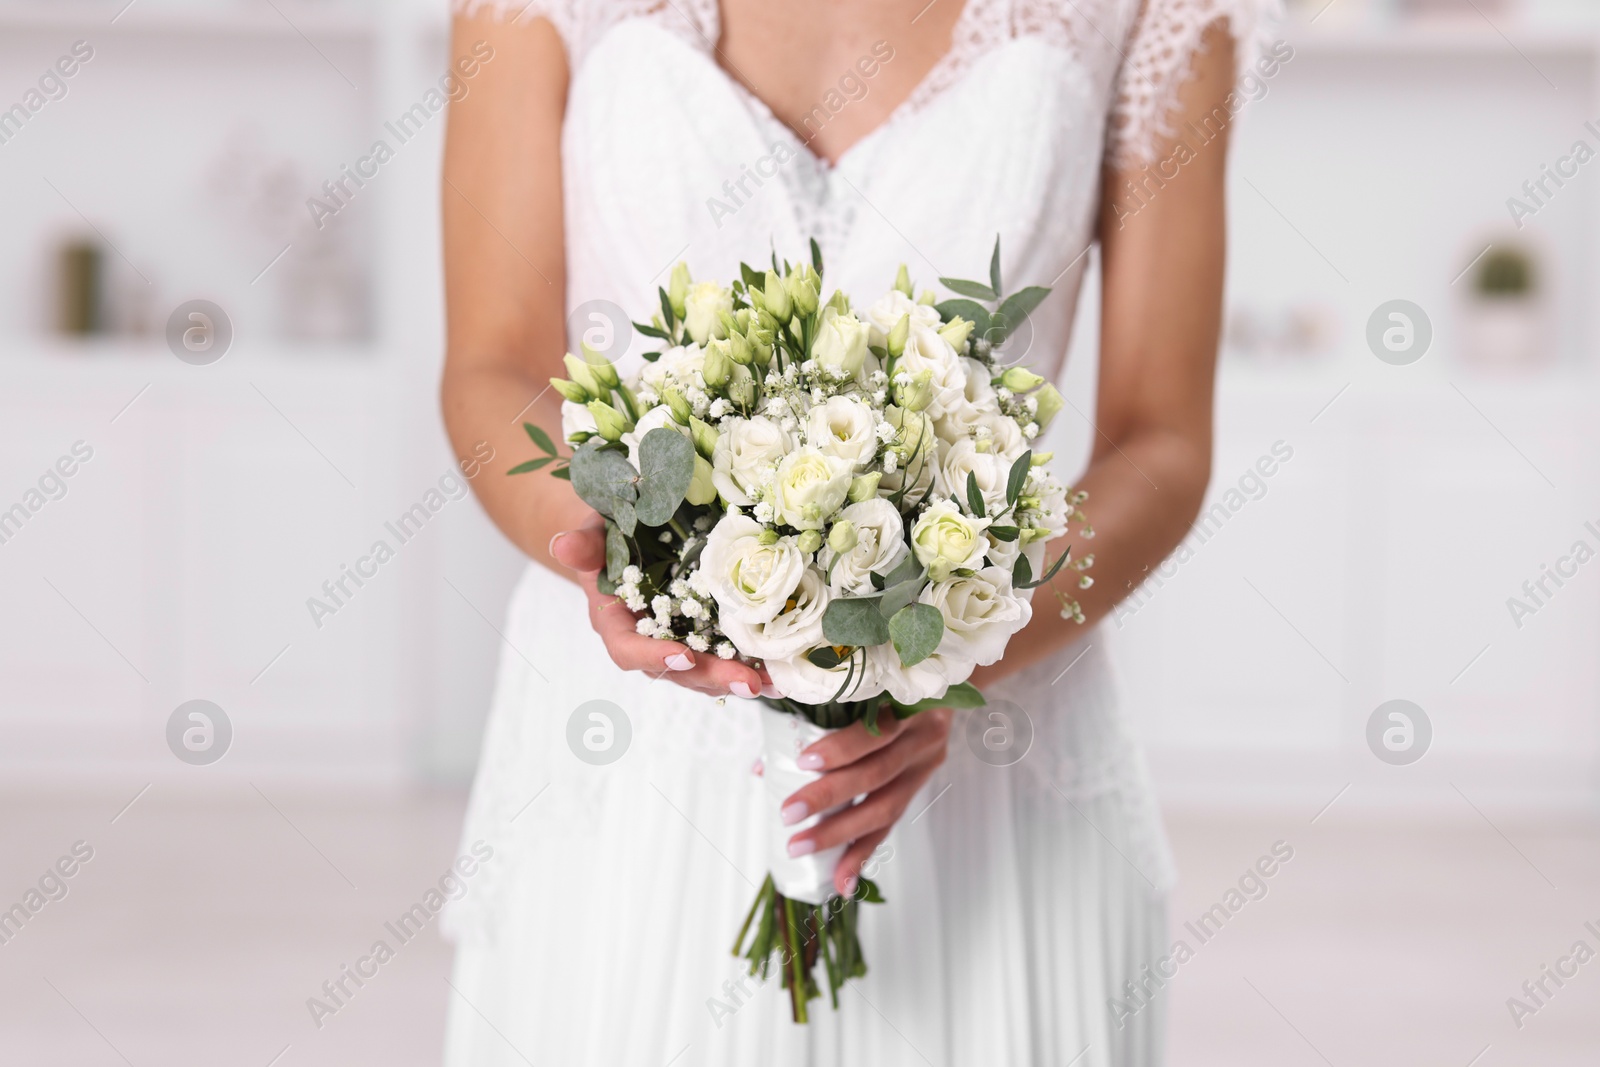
[1105,0,1279,170]
[451,0,578,52]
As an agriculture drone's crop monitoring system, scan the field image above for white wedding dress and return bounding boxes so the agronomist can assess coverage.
[443,1,1267,1064]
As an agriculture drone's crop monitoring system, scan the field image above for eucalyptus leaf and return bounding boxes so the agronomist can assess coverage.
[634,427,696,527]
[569,441,639,535]
[604,521,629,584]
[996,286,1050,328]
[882,553,924,589]
[939,277,997,301]
[822,597,891,647]
[596,571,617,595]
[1006,450,1033,506]
[876,575,924,620]
[889,603,943,667]
[523,421,558,456]
[891,681,986,714]
[935,299,991,340]
[989,237,1002,296]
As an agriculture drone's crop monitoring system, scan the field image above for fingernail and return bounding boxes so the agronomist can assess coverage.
[761,683,783,699]
[841,874,858,897]
[796,753,824,771]
[665,652,694,671]
[730,681,757,699]
[548,531,569,555]
[788,837,816,857]
[780,801,808,825]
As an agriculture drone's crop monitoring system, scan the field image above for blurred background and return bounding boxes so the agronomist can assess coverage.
[1,0,1598,1063]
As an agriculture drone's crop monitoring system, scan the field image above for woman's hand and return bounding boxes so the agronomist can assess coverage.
[549,515,772,698]
[775,708,954,897]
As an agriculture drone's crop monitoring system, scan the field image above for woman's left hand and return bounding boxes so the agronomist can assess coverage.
[773,708,954,897]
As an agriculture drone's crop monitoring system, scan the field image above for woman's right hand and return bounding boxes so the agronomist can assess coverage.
[550,516,772,698]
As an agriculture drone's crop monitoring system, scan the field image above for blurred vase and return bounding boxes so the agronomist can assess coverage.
[1460,298,1547,371]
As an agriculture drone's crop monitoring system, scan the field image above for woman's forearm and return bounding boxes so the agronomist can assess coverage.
[441,361,590,577]
[972,422,1209,685]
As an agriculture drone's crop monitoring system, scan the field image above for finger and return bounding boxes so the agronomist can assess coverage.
[586,592,766,695]
[789,762,933,855]
[834,829,890,897]
[796,712,906,772]
[550,524,606,572]
[782,735,920,826]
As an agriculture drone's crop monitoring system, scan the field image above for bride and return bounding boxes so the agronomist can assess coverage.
[439,0,1261,1063]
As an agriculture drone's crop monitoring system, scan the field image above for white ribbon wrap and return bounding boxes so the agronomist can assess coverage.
[758,705,848,906]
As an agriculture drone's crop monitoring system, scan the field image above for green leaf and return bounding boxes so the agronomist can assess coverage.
[892,680,986,714]
[810,237,824,276]
[854,876,885,903]
[659,286,676,330]
[550,465,571,481]
[740,262,764,290]
[1013,553,1032,588]
[863,703,881,736]
[634,320,670,341]
[523,421,558,456]
[642,350,662,363]
[1029,547,1072,589]
[989,236,1002,296]
[966,470,985,518]
[569,441,639,535]
[1006,450,1032,506]
[807,646,845,670]
[939,276,997,301]
[889,603,943,667]
[596,571,617,596]
[882,553,923,589]
[988,525,1019,542]
[935,299,991,340]
[876,574,924,620]
[868,570,887,592]
[996,286,1050,329]
[822,597,890,647]
[634,427,696,527]
[507,456,555,475]
[604,521,629,584]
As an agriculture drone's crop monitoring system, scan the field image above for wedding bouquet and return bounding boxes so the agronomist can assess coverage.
[514,239,1092,1022]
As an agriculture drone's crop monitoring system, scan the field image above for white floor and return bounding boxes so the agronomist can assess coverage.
[0,787,1595,1066]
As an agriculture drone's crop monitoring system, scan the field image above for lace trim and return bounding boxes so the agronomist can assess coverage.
[451,0,716,64]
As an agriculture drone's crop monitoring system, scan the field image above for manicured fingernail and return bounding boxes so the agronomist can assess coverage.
[665,652,694,671]
[781,801,808,825]
[841,874,858,897]
[788,837,816,857]
[548,531,570,555]
[761,683,783,699]
[797,753,824,771]
[730,681,757,699]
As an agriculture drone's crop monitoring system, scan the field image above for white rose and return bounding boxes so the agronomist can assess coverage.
[561,399,598,443]
[621,404,686,468]
[934,358,999,443]
[933,438,1011,516]
[685,282,732,346]
[720,567,830,661]
[698,515,807,625]
[641,344,707,396]
[981,413,1028,462]
[823,498,910,595]
[894,324,967,418]
[919,566,1032,666]
[862,290,941,348]
[768,645,883,704]
[772,446,853,530]
[812,307,873,382]
[710,415,793,507]
[868,643,970,706]
[910,499,990,579]
[805,395,878,469]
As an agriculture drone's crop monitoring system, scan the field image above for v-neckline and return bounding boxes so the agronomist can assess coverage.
[704,0,978,172]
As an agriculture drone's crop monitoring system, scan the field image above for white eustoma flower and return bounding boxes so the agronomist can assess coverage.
[697,515,806,625]
[685,282,732,345]
[862,290,940,348]
[933,438,1011,516]
[805,395,878,470]
[919,566,1032,666]
[561,399,598,443]
[710,415,793,506]
[893,324,967,419]
[640,344,706,396]
[719,567,830,661]
[910,499,991,579]
[822,498,910,595]
[868,643,969,706]
[934,358,999,443]
[767,645,883,704]
[771,446,854,530]
[621,404,686,468]
[811,307,872,382]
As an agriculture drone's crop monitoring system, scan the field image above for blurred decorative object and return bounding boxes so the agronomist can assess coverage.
[1459,243,1548,370]
[1226,301,1338,364]
[278,226,368,343]
[56,237,104,336]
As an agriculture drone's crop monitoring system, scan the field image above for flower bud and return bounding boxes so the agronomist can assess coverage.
[551,378,589,403]
[826,289,851,315]
[796,529,823,554]
[893,264,912,297]
[786,267,819,317]
[563,353,604,396]
[688,416,719,458]
[702,339,732,389]
[846,472,882,503]
[1031,451,1054,466]
[756,528,780,546]
[763,270,792,323]
[727,364,756,408]
[938,317,975,355]
[586,399,629,442]
[663,386,692,425]
[750,337,774,367]
[887,313,910,358]
[827,520,858,555]
[1001,367,1045,393]
[917,288,938,306]
[1033,383,1065,427]
[686,454,717,506]
[580,342,620,389]
[893,368,934,412]
[728,330,754,366]
[668,262,690,319]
